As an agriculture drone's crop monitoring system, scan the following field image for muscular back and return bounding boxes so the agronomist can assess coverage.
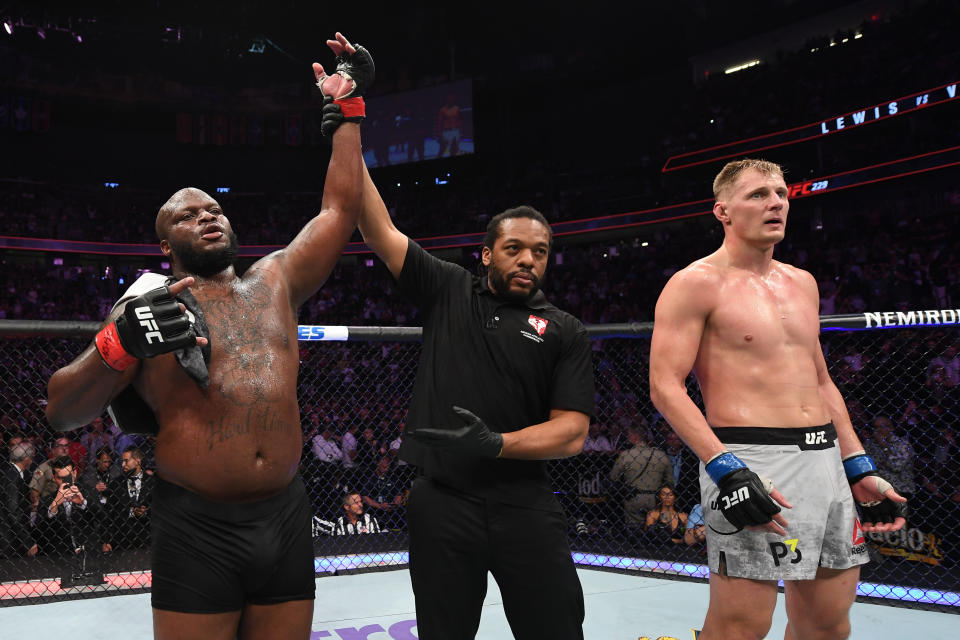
[135,262,303,502]
[692,257,831,428]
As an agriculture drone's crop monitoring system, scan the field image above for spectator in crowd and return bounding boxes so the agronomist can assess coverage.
[924,362,958,409]
[863,416,916,506]
[361,456,405,530]
[310,423,343,502]
[917,423,960,514]
[28,435,70,508]
[664,430,700,509]
[333,491,381,535]
[582,422,616,455]
[355,426,381,477]
[104,446,154,552]
[1,441,38,558]
[79,447,121,516]
[37,456,89,557]
[644,485,688,544]
[386,422,405,461]
[340,423,360,491]
[65,433,88,475]
[683,503,707,548]
[609,426,673,527]
[928,345,959,387]
[112,431,145,463]
[80,417,115,465]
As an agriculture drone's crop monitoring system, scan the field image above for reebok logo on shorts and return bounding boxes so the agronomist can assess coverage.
[852,518,868,554]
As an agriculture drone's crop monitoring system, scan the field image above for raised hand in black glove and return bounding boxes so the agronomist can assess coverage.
[405,406,504,459]
[95,278,199,371]
[312,31,374,138]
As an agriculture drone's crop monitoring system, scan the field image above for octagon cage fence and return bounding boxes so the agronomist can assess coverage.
[0,310,958,612]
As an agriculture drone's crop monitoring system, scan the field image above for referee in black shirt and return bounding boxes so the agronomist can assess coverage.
[353,161,595,640]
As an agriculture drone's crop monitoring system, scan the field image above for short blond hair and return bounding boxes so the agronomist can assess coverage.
[712,159,784,200]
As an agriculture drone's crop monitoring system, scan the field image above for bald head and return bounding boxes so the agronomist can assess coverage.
[156,187,215,240]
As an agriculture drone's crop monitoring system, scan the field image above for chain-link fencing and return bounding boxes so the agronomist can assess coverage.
[0,313,957,609]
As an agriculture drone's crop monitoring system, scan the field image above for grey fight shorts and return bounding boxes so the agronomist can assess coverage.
[700,423,870,581]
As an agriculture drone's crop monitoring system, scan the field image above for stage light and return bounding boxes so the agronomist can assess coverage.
[3,20,12,35]
[216,186,230,193]
[724,60,760,75]
[36,27,45,40]
[104,182,119,188]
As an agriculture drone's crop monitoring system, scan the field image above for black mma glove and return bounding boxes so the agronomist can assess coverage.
[95,285,196,371]
[843,451,908,526]
[706,452,781,529]
[315,40,375,139]
[321,97,346,139]
[405,406,504,459]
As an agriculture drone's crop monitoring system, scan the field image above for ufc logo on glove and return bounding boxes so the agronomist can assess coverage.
[135,306,164,344]
[721,486,750,509]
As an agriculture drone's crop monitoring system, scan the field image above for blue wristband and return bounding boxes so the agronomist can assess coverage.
[705,452,747,485]
[843,453,877,480]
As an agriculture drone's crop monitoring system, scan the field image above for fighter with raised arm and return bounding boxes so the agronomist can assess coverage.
[46,32,372,640]
[649,159,906,640]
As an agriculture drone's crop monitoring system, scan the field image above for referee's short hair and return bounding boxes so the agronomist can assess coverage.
[482,205,553,252]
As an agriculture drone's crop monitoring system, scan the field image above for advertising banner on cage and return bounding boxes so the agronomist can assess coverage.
[867,527,945,567]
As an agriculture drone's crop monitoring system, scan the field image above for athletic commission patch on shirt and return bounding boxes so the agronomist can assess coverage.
[528,315,548,335]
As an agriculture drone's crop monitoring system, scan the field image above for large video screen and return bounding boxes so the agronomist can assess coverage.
[361,79,474,168]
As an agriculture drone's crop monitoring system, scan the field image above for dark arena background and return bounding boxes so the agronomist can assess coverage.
[1,0,958,637]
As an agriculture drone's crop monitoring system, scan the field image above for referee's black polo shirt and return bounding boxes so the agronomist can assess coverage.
[397,239,595,511]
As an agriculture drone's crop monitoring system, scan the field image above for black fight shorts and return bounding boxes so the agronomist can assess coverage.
[151,474,316,612]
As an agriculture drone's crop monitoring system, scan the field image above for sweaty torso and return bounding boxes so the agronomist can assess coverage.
[134,265,302,502]
[693,259,831,429]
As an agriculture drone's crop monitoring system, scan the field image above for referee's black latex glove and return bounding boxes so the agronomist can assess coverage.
[405,406,504,458]
[715,468,782,529]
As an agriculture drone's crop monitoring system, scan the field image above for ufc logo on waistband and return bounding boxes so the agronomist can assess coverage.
[721,486,750,509]
[805,431,826,445]
[134,306,164,344]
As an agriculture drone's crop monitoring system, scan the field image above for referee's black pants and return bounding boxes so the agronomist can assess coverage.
[406,476,584,640]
